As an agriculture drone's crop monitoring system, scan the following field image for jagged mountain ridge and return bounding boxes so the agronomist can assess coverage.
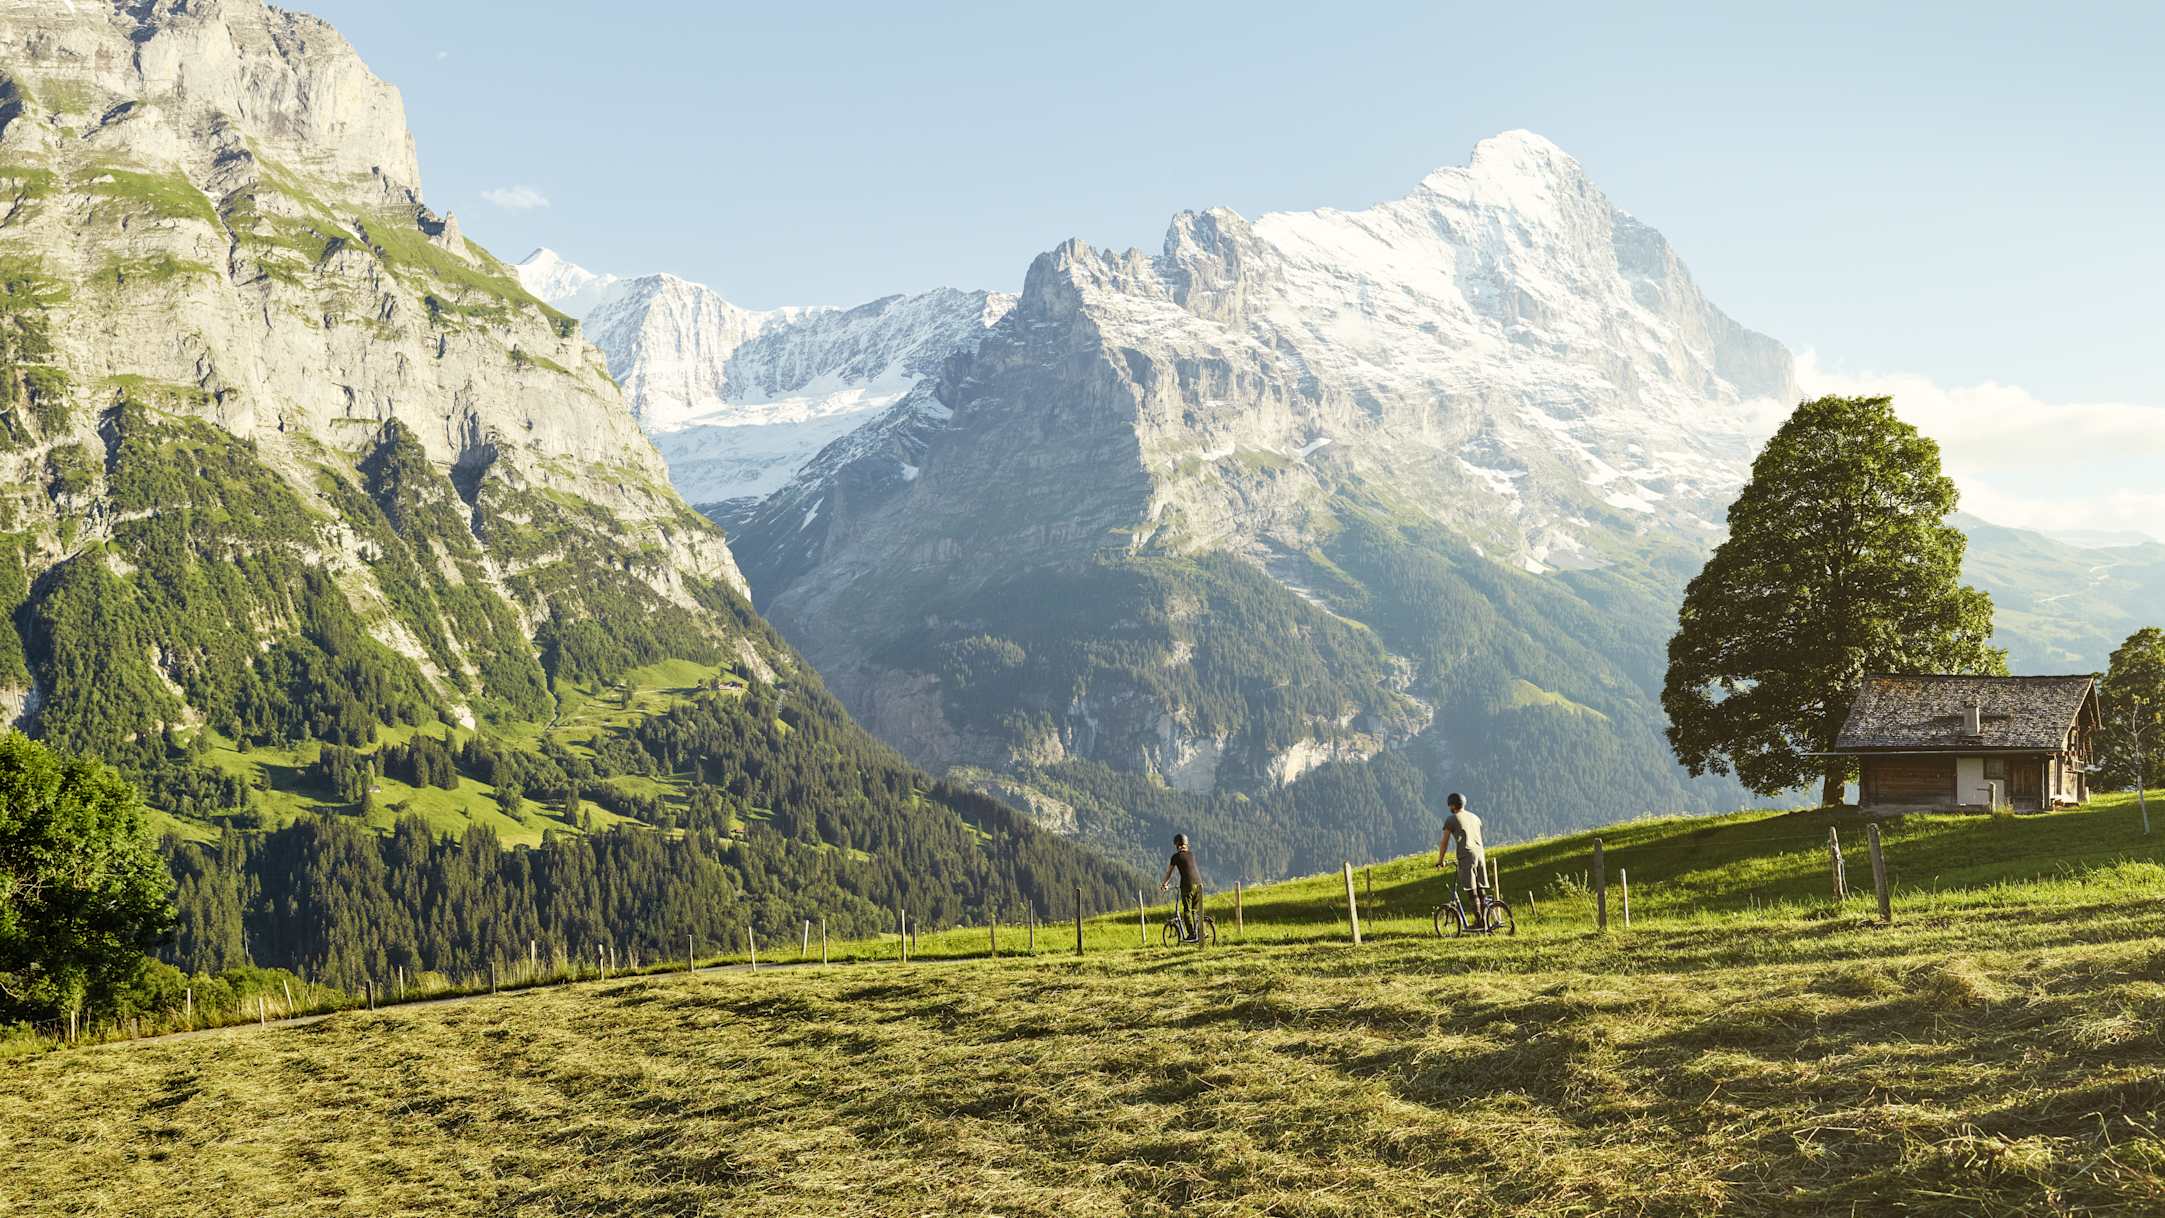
[727,132,1796,877]
[515,251,1013,511]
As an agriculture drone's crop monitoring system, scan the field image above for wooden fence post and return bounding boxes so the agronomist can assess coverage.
[1364,866,1373,900]
[184,985,193,1022]
[282,978,294,1016]
[1343,861,1363,946]
[820,918,829,966]
[1235,882,1244,936]
[1829,827,1847,901]
[802,920,811,959]
[989,906,998,958]
[1593,839,1608,931]
[258,995,268,1028]
[1869,822,1892,923]
[1488,855,1500,900]
[1074,886,1084,957]
[530,939,538,981]
[1620,868,1631,928]
[1138,891,1149,947]
[747,928,758,972]
[1526,890,1538,920]
[1028,909,1036,953]
[366,979,375,1011]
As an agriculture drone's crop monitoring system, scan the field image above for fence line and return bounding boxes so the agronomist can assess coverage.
[24,823,1936,1055]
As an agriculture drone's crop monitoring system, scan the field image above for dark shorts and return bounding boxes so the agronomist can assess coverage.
[1457,852,1485,894]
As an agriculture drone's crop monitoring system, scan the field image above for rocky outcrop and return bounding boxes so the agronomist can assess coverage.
[0,0,759,735]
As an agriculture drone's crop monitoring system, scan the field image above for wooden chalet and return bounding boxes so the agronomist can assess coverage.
[1830,674,2101,813]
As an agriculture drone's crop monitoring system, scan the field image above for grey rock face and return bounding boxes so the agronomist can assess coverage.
[0,0,755,722]
[733,131,1795,843]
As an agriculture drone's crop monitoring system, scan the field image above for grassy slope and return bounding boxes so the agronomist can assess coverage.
[9,795,2165,1216]
[189,658,739,845]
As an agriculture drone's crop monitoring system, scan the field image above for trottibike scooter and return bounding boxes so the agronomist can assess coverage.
[1162,895,1219,946]
[1434,884,1515,937]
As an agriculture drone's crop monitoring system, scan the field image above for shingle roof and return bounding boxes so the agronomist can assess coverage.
[1833,674,2098,753]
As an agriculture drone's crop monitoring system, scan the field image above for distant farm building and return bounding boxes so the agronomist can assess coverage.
[1831,674,2101,813]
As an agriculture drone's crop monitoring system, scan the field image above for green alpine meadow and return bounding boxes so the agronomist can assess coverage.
[10,799,2165,1216]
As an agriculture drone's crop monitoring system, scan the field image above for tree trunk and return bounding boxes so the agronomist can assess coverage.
[1822,694,1851,809]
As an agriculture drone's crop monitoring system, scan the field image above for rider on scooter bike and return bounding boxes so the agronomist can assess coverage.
[1434,793,1487,909]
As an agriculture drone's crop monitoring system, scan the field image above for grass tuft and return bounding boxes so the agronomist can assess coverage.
[1914,958,2009,1008]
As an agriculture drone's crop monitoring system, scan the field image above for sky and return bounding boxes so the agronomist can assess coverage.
[303,0,2164,539]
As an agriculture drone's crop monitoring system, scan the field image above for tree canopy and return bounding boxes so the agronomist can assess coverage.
[0,732,173,1023]
[1662,395,2005,803]
[2098,627,2165,792]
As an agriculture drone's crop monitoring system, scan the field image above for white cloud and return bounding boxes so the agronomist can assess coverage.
[1789,353,2165,542]
[480,185,550,211]
[435,50,450,62]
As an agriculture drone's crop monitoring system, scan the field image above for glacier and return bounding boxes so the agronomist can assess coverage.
[516,252,1013,508]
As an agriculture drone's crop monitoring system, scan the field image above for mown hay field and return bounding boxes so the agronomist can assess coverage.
[7,799,2165,1216]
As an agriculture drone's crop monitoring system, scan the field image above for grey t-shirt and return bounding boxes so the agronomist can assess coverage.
[1443,809,1485,860]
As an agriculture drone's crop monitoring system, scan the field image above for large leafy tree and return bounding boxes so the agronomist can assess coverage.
[2098,627,2165,792]
[1663,395,2005,804]
[0,733,173,1023]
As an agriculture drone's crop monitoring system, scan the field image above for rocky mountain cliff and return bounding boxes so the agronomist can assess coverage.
[730,132,1798,877]
[516,251,1012,512]
[0,0,764,760]
[0,0,1135,934]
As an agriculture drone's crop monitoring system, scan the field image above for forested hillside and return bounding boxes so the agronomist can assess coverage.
[0,0,1138,991]
[163,683,1131,987]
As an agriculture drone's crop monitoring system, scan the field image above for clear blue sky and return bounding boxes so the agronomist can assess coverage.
[305,0,2163,409]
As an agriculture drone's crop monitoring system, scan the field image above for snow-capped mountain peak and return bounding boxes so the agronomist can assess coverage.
[514,248,622,317]
[737,128,1799,605]
[513,250,1014,508]
[1422,128,1592,208]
